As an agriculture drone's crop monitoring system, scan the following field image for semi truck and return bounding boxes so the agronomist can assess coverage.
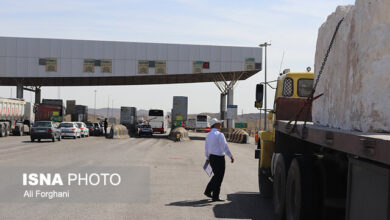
[254,69,390,220]
[40,99,65,122]
[171,96,188,128]
[71,105,88,122]
[120,106,137,135]
[0,97,34,137]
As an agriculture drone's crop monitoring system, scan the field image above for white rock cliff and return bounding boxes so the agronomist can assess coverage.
[312,0,390,132]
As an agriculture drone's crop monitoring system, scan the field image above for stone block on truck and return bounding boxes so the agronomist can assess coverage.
[254,1,390,219]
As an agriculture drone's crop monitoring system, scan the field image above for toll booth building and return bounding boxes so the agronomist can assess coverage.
[0,37,262,87]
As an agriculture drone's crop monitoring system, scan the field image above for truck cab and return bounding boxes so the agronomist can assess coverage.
[255,69,314,197]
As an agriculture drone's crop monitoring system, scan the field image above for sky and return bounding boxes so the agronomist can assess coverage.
[0,0,354,114]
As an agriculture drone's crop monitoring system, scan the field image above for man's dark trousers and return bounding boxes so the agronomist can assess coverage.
[205,154,226,199]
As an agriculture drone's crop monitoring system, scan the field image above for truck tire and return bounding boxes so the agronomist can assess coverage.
[258,167,273,197]
[285,156,314,220]
[273,154,292,220]
[31,137,34,142]
[0,126,4,137]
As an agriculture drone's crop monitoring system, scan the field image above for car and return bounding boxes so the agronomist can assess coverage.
[137,124,153,136]
[94,122,103,136]
[85,122,96,136]
[59,122,81,139]
[76,122,89,137]
[30,121,61,142]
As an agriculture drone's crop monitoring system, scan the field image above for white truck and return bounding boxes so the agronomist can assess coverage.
[0,97,34,137]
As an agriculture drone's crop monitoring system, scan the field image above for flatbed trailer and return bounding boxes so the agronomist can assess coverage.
[273,120,390,220]
[275,120,390,166]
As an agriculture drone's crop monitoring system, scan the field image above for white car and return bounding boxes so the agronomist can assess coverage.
[77,122,89,137]
[59,122,81,139]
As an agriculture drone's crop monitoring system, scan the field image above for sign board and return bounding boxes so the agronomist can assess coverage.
[235,122,248,129]
[101,59,112,73]
[245,58,255,71]
[155,60,166,74]
[227,105,238,120]
[138,60,149,74]
[192,61,203,73]
[83,59,95,73]
[45,58,57,72]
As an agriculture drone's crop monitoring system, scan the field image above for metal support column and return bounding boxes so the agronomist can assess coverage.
[35,88,41,104]
[220,93,227,127]
[227,88,234,129]
[16,85,24,99]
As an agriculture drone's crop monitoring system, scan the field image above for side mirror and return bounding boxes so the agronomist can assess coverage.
[255,84,264,109]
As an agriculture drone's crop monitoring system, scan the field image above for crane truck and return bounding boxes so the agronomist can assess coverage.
[254,69,390,220]
[0,97,34,137]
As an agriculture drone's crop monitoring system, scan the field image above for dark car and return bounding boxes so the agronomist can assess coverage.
[30,121,61,142]
[94,123,103,136]
[137,124,153,136]
[85,122,96,136]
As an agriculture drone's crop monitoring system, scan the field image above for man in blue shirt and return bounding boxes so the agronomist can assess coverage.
[204,118,234,201]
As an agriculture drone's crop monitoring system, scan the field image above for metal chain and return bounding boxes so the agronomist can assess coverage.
[312,18,344,95]
[287,18,344,136]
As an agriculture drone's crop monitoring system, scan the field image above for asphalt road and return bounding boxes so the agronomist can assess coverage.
[0,132,275,220]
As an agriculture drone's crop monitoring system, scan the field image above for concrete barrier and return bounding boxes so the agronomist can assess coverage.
[223,129,249,144]
[168,127,189,142]
[106,124,130,139]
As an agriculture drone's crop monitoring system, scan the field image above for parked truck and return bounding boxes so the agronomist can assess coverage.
[0,97,34,137]
[40,99,65,122]
[71,105,88,122]
[120,107,137,135]
[254,69,390,220]
[171,96,188,129]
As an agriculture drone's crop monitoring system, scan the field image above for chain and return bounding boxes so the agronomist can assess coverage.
[287,18,344,137]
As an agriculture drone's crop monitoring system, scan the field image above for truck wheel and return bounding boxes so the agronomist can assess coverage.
[0,126,4,137]
[273,154,292,220]
[285,156,314,220]
[52,136,56,142]
[31,137,34,142]
[258,167,273,197]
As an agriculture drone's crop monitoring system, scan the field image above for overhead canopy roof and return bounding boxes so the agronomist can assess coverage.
[0,37,262,86]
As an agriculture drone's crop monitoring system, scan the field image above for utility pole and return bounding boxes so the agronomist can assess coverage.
[107,95,110,118]
[111,99,114,118]
[259,42,271,130]
[94,90,97,122]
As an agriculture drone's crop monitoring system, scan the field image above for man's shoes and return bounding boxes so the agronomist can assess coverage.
[204,192,212,198]
[212,198,224,202]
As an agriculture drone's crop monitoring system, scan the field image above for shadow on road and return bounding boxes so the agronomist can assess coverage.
[213,192,275,220]
[189,136,206,141]
[166,199,213,207]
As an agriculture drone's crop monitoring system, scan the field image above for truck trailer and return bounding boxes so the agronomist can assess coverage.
[0,97,34,137]
[254,69,390,220]
[171,96,188,128]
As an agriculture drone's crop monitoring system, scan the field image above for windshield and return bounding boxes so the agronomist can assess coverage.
[149,109,163,117]
[33,121,51,127]
[197,115,207,122]
[86,123,93,126]
[94,123,100,127]
[77,123,83,127]
[298,79,314,97]
[59,123,74,128]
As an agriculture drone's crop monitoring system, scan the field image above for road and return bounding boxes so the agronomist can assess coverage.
[0,132,275,220]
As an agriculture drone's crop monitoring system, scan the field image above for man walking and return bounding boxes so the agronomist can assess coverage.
[103,118,108,135]
[204,118,234,201]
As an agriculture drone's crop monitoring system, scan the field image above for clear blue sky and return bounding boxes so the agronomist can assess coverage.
[0,0,354,114]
